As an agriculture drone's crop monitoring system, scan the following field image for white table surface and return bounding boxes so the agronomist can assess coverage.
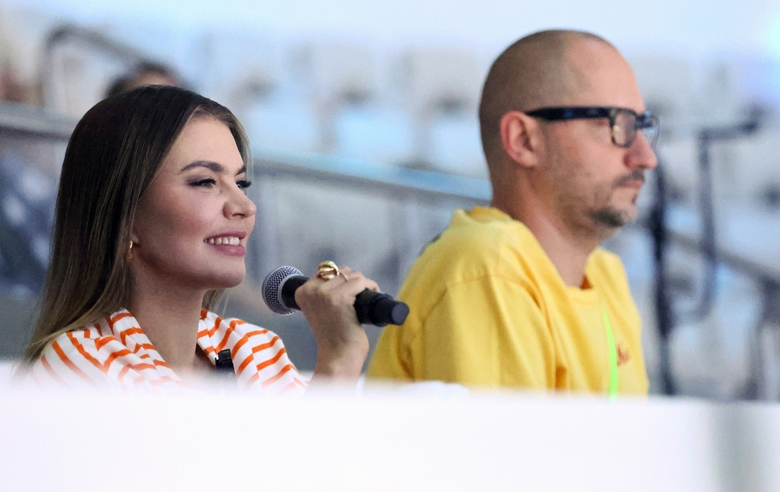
[1,381,778,492]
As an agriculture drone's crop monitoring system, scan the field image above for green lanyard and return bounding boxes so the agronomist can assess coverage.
[601,308,618,399]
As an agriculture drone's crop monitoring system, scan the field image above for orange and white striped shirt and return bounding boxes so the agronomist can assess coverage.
[29,309,307,393]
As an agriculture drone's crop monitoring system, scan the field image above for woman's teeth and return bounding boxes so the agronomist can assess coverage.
[206,237,240,245]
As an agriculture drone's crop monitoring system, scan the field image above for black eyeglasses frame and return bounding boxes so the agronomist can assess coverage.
[523,106,659,148]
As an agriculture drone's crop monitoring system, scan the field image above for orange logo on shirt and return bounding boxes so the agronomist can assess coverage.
[617,344,631,366]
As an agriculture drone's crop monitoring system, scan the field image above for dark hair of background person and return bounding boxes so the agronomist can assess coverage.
[24,85,250,361]
[104,60,185,98]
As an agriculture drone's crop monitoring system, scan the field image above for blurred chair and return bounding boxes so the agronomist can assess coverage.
[201,30,322,154]
[399,47,481,118]
[41,24,146,117]
[198,30,286,107]
[397,47,485,175]
[294,41,407,160]
[295,43,376,109]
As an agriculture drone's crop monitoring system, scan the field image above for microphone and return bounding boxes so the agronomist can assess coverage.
[261,266,409,327]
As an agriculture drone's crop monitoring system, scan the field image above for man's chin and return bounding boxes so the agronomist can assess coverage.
[590,207,633,229]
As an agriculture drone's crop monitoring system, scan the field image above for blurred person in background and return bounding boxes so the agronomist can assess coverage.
[368,30,658,395]
[104,60,185,98]
[21,85,376,390]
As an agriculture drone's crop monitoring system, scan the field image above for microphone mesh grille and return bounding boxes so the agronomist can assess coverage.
[261,266,303,315]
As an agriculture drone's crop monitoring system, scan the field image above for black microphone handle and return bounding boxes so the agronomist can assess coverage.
[280,275,308,311]
[279,275,409,326]
[353,289,410,327]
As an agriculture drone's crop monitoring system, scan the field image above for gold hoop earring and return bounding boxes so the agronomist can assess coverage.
[127,241,134,261]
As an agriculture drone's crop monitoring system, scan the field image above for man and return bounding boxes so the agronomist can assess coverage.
[367,30,658,394]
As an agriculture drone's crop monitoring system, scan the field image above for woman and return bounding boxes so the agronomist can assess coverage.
[23,85,375,391]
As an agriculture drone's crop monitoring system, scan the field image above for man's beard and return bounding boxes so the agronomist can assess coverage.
[587,169,645,228]
[588,207,631,228]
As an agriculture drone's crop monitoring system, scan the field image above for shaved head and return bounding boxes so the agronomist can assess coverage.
[478,30,618,167]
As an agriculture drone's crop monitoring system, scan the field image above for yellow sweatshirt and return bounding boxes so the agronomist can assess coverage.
[368,206,648,394]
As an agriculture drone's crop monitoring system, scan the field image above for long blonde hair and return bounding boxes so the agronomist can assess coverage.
[24,86,250,361]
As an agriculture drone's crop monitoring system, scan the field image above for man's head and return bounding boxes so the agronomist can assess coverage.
[479,30,658,241]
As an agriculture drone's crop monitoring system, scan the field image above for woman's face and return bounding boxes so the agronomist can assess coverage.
[131,116,256,292]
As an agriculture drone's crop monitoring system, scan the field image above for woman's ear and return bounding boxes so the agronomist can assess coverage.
[129,226,139,246]
[499,110,542,169]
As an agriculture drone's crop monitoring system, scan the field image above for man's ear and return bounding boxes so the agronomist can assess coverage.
[499,111,542,168]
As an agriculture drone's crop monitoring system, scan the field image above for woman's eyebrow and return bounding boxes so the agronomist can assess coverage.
[179,160,225,174]
[179,161,246,176]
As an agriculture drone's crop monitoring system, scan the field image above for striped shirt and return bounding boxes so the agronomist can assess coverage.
[29,309,307,393]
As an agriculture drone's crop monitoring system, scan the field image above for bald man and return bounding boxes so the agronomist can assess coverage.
[367,30,658,395]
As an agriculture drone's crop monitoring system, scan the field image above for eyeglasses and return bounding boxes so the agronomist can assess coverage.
[524,106,659,149]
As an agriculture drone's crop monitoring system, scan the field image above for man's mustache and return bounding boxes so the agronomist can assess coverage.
[613,170,645,187]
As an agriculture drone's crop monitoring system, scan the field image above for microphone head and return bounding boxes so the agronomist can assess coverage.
[261,266,303,315]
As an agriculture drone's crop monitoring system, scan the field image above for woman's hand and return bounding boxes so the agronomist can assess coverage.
[294,265,379,383]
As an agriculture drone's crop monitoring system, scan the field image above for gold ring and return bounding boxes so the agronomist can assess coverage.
[316,261,339,280]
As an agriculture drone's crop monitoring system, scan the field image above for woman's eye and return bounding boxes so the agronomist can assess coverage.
[192,178,217,188]
[237,179,252,191]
